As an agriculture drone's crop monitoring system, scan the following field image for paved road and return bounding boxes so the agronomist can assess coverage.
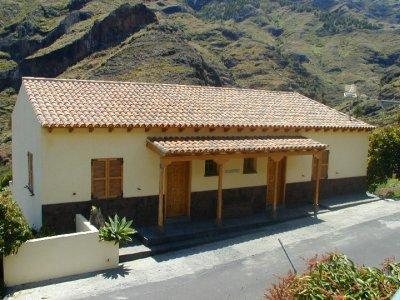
[8,199,400,300]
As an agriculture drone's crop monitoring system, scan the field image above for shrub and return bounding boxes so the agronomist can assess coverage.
[31,226,56,238]
[266,253,400,299]
[374,178,400,200]
[99,215,136,245]
[367,125,400,189]
[0,188,32,256]
[0,172,11,191]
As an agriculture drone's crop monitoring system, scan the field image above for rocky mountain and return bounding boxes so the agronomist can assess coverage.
[0,0,399,176]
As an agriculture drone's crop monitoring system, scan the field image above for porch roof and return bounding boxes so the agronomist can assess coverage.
[146,136,327,156]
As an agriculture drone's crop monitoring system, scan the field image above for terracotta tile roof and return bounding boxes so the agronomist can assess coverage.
[147,136,327,156]
[22,77,374,130]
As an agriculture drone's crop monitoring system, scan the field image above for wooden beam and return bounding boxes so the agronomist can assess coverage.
[187,161,192,218]
[216,162,224,226]
[158,161,166,229]
[153,150,322,164]
[313,152,322,211]
[265,156,269,211]
[272,158,279,217]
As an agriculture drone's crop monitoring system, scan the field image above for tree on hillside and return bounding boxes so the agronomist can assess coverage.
[367,124,400,189]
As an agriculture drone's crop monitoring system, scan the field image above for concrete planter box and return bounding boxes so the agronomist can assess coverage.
[3,214,119,287]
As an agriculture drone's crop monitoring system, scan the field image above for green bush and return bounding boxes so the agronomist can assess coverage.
[99,215,136,245]
[266,253,400,299]
[367,125,400,189]
[0,188,32,256]
[0,172,12,191]
[31,226,56,238]
[374,178,400,200]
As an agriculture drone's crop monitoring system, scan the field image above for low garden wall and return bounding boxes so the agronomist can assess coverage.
[4,214,119,287]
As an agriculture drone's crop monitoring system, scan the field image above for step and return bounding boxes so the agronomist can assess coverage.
[120,207,329,262]
[137,206,323,246]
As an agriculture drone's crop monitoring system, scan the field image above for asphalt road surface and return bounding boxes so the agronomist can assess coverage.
[8,198,400,300]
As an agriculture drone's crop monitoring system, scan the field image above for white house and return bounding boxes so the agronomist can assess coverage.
[12,77,373,233]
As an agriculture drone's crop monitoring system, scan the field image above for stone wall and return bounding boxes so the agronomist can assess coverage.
[42,196,158,233]
[43,176,367,233]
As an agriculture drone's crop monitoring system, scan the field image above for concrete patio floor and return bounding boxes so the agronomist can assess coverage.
[120,193,380,261]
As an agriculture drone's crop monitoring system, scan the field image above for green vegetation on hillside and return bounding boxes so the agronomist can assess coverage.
[0,0,399,176]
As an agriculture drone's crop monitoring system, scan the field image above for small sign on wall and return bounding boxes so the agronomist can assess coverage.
[225,168,241,174]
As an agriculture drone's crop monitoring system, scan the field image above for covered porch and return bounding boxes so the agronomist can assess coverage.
[146,136,327,230]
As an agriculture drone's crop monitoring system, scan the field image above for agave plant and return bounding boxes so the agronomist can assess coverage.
[99,214,136,245]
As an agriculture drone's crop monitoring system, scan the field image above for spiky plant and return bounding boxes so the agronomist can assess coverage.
[99,214,136,245]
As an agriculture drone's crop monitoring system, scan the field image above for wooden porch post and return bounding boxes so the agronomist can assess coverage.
[313,152,322,212]
[214,159,227,226]
[158,159,169,230]
[187,161,192,218]
[268,154,284,218]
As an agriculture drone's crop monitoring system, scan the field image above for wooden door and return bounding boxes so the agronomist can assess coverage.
[166,161,190,217]
[267,157,286,206]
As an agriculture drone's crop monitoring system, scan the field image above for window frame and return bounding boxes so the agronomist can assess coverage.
[204,159,219,177]
[243,157,257,174]
[91,158,123,200]
[27,152,34,195]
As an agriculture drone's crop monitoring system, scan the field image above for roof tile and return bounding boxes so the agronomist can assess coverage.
[22,77,373,130]
[147,136,327,156]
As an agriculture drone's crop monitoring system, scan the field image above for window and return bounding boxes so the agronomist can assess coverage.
[243,158,257,174]
[204,160,218,177]
[312,150,329,180]
[27,152,33,194]
[91,158,123,199]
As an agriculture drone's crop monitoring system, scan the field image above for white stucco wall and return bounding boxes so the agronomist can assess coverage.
[11,85,43,228]
[3,214,119,287]
[38,127,369,205]
[305,131,369,179]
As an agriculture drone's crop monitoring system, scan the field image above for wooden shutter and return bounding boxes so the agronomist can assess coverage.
[312,150,329,180]
[92,159,107,199]
[108,158,123,198]
[320,150,329,179]
[92,158,123,199]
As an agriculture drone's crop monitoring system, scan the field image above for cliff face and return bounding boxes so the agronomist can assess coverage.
[1,4,157,84]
